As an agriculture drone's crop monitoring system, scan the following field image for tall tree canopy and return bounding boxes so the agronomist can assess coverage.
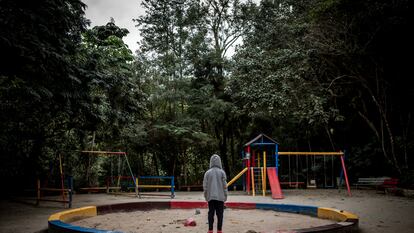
[0,0,412,193]
[0,0,89,186]
[306,0,411,177]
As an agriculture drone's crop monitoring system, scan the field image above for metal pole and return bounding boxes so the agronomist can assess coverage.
[261,167,264,196]
[171,176,175,198]
[36,179,40,206]
[251,167,255,196]
[296,154,299,189]
[306,155,309,186]
[263,150,267,196]
[247,146,251,194]
[123,153,138,197]
[324,155,327,188]
[340,155,352,197]
[68,176,73,208]
[288,155,291,185]
[59,153,66,207]
[275,144,279,175]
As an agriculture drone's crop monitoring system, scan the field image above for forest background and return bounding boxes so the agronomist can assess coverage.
[0,0,411,194]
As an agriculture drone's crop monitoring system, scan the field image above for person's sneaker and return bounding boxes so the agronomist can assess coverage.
[217,231,223,233]
[207,231,213,233]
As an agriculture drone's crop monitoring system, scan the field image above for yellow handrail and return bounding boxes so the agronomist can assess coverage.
[227,167,248,187]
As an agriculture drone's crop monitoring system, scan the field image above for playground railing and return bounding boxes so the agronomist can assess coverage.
[36,176,73,208]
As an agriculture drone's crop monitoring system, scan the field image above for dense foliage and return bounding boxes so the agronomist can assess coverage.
[0,0,412,194]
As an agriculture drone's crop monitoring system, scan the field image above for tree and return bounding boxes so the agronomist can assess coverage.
[71,19,146,186]
[229,1,338,152]
[189,0,252,175]
[134,0,213,179]
[0,0,89,191]
[81,19,141,139]
[307,0,411,176]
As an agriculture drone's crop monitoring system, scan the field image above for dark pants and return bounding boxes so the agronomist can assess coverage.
[208,200,224,231]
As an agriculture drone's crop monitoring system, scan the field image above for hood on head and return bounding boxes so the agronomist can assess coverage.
[209,154,222,169]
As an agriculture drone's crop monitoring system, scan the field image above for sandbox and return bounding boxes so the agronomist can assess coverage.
[48,201,358,233]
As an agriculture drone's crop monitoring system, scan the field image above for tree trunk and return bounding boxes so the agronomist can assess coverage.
[230,126,235,174]
[214,123,228,175]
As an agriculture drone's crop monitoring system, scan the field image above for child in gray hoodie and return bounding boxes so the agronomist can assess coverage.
[203,154,228,233]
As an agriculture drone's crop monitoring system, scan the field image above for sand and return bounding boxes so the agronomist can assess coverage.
[72,208,335,233]
[0,189,413,233]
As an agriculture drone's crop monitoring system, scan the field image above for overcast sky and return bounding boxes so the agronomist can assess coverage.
[83,0,143,53]
[82,0,252,57]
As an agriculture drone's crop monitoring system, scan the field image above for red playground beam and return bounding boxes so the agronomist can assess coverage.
[246,146,251,195]
[340,155,352,197]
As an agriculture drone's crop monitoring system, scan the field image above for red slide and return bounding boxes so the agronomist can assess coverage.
[267,167,284,199]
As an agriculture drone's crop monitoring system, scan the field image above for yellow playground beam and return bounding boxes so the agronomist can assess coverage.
[278,152,344,156]
[261,167,265,196]
[227,167,248,187]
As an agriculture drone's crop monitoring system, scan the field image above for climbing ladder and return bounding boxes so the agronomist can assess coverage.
[251,167,265,196]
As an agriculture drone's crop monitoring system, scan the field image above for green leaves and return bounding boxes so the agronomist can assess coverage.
[0,0,90,185]
[2,0,411,189]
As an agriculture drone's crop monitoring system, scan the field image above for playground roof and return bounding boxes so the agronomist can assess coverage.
[244,133,278,147]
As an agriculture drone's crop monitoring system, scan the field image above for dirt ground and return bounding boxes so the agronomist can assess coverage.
[0,189,413,233]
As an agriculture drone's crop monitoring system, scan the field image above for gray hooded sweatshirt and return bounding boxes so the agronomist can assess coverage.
[203,154,228,202]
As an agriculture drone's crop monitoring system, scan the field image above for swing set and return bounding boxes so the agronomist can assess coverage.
[278,152,351,194]
[80,151,176,199]
[79,151,138,197]
[227,134,352,199]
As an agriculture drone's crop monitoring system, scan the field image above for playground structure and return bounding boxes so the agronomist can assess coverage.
[43,136,359,232]
[47,201,358,233]
[227,134,352,199]
[36,153,73,208]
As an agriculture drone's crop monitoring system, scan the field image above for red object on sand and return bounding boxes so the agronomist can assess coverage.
[184,218,197,226]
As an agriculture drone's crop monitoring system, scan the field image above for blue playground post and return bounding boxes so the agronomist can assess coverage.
[275,144,279,175]
[171,176,175,198]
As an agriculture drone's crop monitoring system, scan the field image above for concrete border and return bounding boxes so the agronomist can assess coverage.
[48,201,358,233]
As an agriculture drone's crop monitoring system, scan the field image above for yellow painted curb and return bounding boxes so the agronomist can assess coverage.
[318,207,358,222]
[48,206,97,222]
